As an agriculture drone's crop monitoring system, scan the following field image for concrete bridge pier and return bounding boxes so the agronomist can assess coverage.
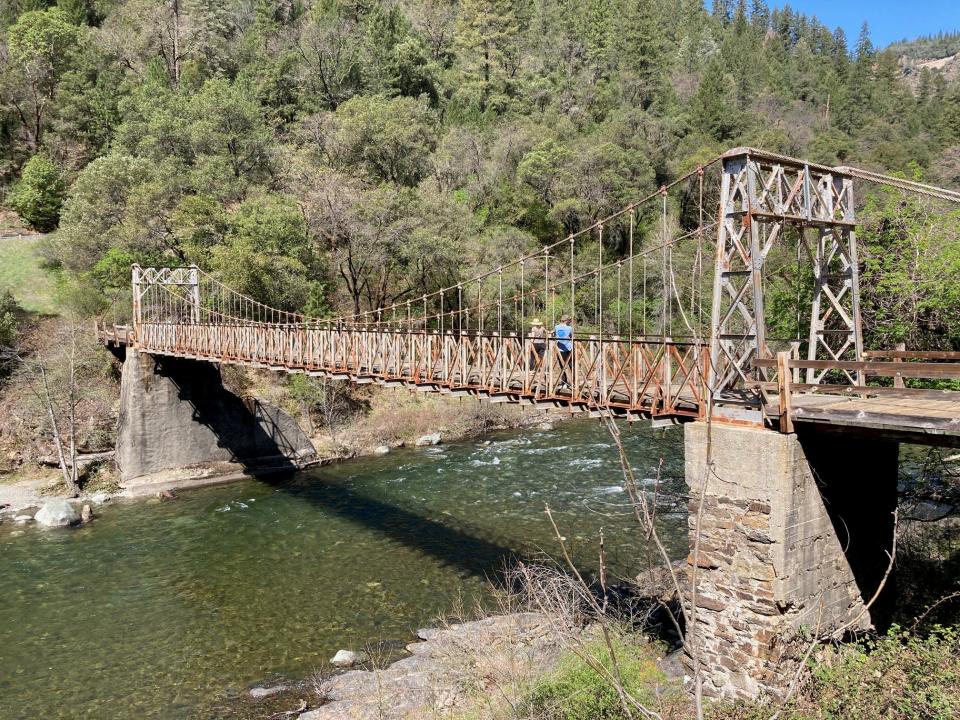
[683,421,898,699]
[116,348,317,483]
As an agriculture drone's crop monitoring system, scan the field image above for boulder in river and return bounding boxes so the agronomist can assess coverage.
[415,433,442,447]
[34,499,80,528]
[373,445,391,456]
[330,649,367,668]
[81,504,94,523]
[13,514,33,524]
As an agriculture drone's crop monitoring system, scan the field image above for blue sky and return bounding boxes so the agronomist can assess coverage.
[769,1,960,48]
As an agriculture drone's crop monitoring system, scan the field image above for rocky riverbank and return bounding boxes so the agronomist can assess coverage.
[242,613,573,720]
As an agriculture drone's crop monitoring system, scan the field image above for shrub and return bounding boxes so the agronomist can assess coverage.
[0,290,20,379]
[520,633,674,720]
[709,625,960,720]
[806,625,960,720]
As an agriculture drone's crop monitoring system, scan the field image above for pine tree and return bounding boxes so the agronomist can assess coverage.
[455,0,521,110]
[750,0,769,32]
[712,0,731,25]
[586,0,611,81]
[692,57,741,141]
[618,0,670,110]
[855,21,873,61]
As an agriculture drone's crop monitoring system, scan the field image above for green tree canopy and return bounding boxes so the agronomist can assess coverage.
[7,151,65,231]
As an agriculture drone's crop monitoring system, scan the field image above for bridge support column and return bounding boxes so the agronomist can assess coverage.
[116,349,317,483]
[683,421,897,699]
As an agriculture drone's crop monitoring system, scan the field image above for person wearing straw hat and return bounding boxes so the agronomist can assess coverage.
[529,318,546,368]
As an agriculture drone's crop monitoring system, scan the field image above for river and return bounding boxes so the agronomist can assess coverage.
[0,420,687,719]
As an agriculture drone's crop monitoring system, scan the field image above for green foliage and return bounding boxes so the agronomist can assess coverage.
[859,187,960,350]
[692,59,743,142]
[0,0,955,359]
[7,7,79,72]
[208,193,319,312]
[520,634,673,720]
[0,290,18,349]
[711,626,960,720]
[8,151,65,231]
[0,289,19,380]
[327,94,437,185]
[454,0,521,112]
[187,78,274,192]
[55,153,156,271]
[888,32,960,61]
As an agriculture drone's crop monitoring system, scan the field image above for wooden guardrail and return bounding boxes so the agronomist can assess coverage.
[752,352,960,432]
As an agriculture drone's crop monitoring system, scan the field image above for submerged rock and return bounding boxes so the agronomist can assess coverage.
[331,649,367,668]
[415,433,441,447]
[13,514,33,524]
[34,499,80,528]
[249,683,290,699]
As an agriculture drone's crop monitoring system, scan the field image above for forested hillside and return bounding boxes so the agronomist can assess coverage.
[889,31,960,61]
[0,0,959,345]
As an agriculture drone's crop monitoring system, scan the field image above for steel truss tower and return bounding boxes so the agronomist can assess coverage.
[708,148,863,404]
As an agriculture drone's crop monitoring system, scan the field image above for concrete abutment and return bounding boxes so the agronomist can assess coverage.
[683,421,897,699]
[116,349,317,482]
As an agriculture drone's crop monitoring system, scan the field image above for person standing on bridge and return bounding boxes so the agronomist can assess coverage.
[555,315,574,388]
[529,318,546,370]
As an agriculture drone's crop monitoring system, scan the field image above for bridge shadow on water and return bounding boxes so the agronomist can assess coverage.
[263,474,520,580]
[151,353,677,638]
[153,354,517,578]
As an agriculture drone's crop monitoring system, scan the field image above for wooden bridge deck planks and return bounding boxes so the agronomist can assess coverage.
[790,393,960,445]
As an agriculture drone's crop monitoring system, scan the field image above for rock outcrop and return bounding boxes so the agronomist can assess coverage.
[330,650,366,668]
[300,613,564,720]
[116,349,316,481]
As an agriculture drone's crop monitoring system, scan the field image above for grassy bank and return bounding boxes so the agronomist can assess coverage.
[0,235,57,315]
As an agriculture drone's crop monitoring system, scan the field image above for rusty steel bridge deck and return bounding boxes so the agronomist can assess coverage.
[97,321,960,446]
[98,322,709,420]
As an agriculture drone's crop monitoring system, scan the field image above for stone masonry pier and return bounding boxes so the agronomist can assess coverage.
[684,421,898,699]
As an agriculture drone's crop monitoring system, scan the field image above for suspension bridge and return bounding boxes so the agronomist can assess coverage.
[97,147,960,445]
[94,147,960,698]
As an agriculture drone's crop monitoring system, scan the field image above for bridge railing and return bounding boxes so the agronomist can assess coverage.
[131,320,708,418]
[753,353,960,432]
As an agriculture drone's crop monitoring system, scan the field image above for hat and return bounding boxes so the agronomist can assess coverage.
[530,318,543,326]
[560,314,571,323]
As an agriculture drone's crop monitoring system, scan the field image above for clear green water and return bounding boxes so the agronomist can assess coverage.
[0,421,686,719]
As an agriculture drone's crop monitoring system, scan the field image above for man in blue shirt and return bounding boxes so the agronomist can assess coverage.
[554,315,574,388]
